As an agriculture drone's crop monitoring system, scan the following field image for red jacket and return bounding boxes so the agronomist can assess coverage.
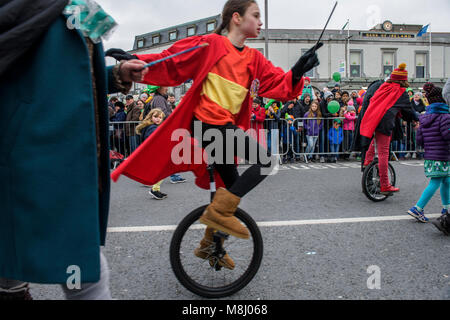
[111,34,304,189]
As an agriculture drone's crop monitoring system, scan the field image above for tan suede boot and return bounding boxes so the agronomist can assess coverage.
[198,188,250,239]
[194,227,235,270]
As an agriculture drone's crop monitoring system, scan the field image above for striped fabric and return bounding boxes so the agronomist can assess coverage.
[193,37,254,125]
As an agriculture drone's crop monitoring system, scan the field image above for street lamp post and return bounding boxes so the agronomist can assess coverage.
[264,0,268,59]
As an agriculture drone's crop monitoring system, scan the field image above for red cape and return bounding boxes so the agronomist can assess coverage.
[360,82,405,139]
[111,34,304,189]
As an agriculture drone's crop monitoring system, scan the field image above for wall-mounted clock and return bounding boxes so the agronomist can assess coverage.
[382,21,393,32]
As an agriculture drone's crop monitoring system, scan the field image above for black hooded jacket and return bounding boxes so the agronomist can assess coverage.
[352,80,419,151]
[0,0,68,78]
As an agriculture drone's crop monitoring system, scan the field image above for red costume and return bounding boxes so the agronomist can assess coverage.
[111,33,304,189]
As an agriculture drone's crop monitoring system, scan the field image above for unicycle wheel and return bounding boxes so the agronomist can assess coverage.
[362,160,397,202]
[169,205,263,298]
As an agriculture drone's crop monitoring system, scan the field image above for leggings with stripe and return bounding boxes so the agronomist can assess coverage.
[416,176,450,210]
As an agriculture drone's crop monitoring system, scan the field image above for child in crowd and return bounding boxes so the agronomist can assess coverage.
[407,83,450,229]
[411,92,426,114]
[135,108,167,200]
[300,76,316,101]
[341,91,350,106]
[343,101,356,160]
[328,119,343,163]
[304,101,323,162]
[282,115,298,163]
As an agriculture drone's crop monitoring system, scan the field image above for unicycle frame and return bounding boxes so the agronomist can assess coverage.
[207,164,216,202]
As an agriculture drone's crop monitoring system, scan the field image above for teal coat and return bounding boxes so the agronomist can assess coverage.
[0,15,118,283]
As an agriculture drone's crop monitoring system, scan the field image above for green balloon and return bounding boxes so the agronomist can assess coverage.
[333,72,341,82]
[328,100,340,114]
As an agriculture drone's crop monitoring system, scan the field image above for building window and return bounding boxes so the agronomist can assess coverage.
[302,49,315,78]
[152,35,160,45]
[137,39,144,48]
[169,31,177,41]
[206,21,216,32]
[382,51,395,77]
[415,52,427,78]
[187,26,196,36]
[350,51,362,78]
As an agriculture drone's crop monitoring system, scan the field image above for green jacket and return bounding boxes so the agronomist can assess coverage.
[0,15,119,284]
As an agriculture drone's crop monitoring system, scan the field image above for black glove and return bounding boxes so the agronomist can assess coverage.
[291,42,323,83]
[105,48,138,61]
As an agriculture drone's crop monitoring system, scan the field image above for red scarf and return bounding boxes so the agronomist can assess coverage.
[360,82,405,138]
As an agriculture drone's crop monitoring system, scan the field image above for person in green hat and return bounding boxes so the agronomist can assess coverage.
[142,85,161,119]
[265,99,281,153]
[406,87,414,100]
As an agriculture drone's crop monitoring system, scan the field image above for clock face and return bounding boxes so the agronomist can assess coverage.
[383,21,393,31]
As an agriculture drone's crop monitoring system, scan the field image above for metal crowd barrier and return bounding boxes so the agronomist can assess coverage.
[109,118,423,161]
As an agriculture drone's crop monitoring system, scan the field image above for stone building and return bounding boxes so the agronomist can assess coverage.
[129,15,450,96]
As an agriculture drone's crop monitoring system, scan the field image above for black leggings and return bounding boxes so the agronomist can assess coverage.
[192,119,276,198]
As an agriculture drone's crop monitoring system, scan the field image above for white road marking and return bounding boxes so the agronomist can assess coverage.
[239,161,423,171]
[107,214,441,233]
[400,161,424,167]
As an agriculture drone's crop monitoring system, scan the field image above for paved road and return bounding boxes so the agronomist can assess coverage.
[31,160,450,300]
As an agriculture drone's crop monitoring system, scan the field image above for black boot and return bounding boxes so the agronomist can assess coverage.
[0,283,32,300]
[432,213,450,236]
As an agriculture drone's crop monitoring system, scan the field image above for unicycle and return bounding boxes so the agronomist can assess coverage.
[361,135,397,202]
[169,165,264,298]
[362,159,397,202]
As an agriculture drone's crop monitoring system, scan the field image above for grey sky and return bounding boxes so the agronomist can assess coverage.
[97,0,450,52]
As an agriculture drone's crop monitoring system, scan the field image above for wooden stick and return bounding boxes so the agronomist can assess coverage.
[313,1,338,52]
[140,43,209,70]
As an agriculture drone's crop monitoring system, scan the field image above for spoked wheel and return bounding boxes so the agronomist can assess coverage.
[170,205,263,298]
[362,160,397,202]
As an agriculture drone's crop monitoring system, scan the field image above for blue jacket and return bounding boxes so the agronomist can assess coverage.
[282,123,298,145]
[328,127,343,145]
[111,110,126,122]
[142,124,159,142]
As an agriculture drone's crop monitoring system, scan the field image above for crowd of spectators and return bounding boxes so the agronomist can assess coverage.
[108,77,430,164]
